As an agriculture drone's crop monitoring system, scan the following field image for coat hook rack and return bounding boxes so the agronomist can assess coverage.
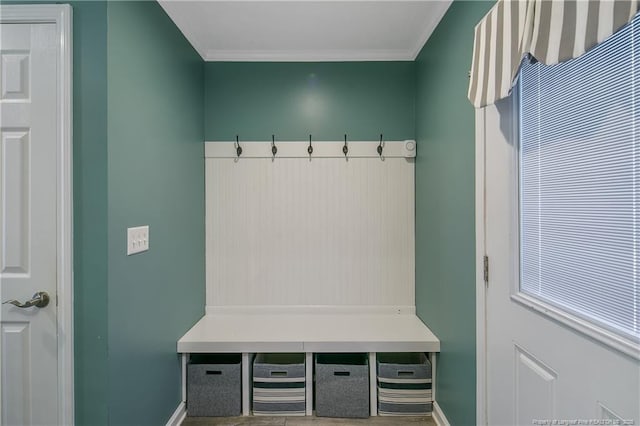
[377,134,385,161]
[343,134,348,161]
[308,135,313,161]
[234,135,243,161]
[271,135,277,161]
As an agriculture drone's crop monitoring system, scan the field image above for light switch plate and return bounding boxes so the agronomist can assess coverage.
[127,225,149,255]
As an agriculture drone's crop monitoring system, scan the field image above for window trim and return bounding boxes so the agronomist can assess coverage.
[511,293,640,360]
[513,55,640,361]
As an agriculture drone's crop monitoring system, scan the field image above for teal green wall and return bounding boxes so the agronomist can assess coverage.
[7,2,490,423]
[8,1,205,424]
[5,3,111,422]
[70,2,109,424]
[204,62,415,141]
[415,2,493,425]
[106,2,205,425]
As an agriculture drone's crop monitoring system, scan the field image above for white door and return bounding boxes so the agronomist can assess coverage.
[480,94,640,425]
[0,21,59,425]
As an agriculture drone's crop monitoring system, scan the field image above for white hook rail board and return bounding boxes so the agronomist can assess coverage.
[205,140,416,159]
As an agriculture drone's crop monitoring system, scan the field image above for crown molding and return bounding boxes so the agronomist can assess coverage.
[410,0,452,60]
[204,49,416,62]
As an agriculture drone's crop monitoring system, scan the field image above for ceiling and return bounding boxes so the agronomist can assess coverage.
[158,1,452,62]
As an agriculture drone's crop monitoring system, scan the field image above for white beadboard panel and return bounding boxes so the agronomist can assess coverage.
[206,153,415,308]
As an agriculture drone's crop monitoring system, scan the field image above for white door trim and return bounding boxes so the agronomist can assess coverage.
[475,107,487,426]
[0,5,74,425]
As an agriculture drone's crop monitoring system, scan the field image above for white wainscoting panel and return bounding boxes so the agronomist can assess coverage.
[206,142,415,308]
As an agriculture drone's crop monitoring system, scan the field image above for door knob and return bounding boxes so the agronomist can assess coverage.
[3,291,50,308]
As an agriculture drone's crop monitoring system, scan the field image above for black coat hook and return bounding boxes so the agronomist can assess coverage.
[343,134,348,159]
[308,135,313,158]
[235,135,243,158]
[377,134,384,158]
[271,135,277,160]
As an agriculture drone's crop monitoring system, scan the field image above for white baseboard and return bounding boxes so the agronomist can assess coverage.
[168,397,444,425]
[166,401,186,426]
[206,305,416,315]
[433,401,450,426]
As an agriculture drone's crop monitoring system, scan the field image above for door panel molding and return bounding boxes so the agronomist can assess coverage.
[514,344,557,426]
[0,5,73,425]
[1,130,30,275]
[1,322,31,426]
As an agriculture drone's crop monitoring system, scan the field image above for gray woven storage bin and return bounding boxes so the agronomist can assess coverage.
[315,353,369,418]
[377,353,432,416]
[187,354,241,417]
[253,353,306,416]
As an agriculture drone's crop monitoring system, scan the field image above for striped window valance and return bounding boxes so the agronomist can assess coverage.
[468,0,639,108]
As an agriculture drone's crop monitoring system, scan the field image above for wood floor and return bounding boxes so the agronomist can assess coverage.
[182,416,436,425]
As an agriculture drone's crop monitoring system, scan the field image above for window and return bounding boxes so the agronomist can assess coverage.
[519,13,639,344]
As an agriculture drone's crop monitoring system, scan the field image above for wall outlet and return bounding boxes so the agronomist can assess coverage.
[127,225,149,255]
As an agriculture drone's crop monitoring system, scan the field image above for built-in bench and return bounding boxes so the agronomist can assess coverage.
[177,309,440,416]
[180,143,437,417]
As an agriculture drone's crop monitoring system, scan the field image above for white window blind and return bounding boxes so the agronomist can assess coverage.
[519,13,639,343]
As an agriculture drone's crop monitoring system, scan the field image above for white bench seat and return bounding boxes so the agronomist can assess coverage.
[177,313,440,353]
[177,312,440,417]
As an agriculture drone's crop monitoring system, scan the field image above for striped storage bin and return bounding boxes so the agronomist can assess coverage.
[377,353,432,416]
[252,353,306,416]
